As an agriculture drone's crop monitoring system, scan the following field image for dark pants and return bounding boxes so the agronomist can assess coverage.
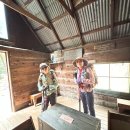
[41,92,56,111]
[80,91,95,117]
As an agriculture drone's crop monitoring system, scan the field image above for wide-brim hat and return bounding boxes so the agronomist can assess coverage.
[72,57,88,67]
[39,63,48,69]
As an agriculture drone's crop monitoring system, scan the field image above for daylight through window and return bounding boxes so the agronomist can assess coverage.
[94,63,130,93]
[0,2,8,39]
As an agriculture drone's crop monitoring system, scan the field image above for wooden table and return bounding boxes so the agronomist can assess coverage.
[38,103,101,130]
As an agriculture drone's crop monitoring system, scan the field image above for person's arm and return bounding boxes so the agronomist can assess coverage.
[37,75,43,91]
[51,70,58,86]
[37,74,48,91]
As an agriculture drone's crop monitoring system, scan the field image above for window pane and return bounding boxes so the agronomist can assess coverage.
[110,63,130,77]
[95,77,109,90]
[94,64,109,76]
[0,2,8,39]
[110,78,130,93]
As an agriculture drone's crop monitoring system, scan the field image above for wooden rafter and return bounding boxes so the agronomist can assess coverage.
[111,0,115,39]
[57,0,74,18]
[34,0,97,31]
[23,0,33,6]
[47,19,130,46]
[37,0,64,49]
[75,0,96,10]
[34,12,68,31]
[69,0,84,45]
[52,11,68,22]
[0,0,51,29]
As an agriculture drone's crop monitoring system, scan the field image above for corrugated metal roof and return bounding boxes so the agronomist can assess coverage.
[53,15,78,39]
[16,0,47,22]
[25,0,47,22]
[116,0,130,22]
[27,18,42,29]
[62,37,81,48]
[15,0,130,52]
[15,0,25,7]
[47,43,62,51]
[42,0,65,20]
[83,28,111,43]
[114,23,130,38]
[36,27,57,44]
[78,0,111,33]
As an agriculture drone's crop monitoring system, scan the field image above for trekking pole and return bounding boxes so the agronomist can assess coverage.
[79,98,81,112]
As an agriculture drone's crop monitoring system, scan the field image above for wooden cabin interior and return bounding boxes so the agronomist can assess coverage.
[0,0,130,130]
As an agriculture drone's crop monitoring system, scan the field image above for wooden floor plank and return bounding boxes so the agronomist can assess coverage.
[0,96,117,130]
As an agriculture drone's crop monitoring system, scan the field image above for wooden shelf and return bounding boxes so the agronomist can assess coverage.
[49,61,64,65]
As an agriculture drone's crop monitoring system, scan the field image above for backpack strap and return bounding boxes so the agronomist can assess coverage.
[50,69,55,80]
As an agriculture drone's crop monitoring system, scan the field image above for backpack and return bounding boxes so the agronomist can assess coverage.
[74,67,97,87]
[73,67,90,82]
[38,69,56,92]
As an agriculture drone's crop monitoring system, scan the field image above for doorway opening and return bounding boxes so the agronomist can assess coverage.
[0,51,12,117]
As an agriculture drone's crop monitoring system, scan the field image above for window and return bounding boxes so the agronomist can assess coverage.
[94,63,130,93]
[0,1,8,39]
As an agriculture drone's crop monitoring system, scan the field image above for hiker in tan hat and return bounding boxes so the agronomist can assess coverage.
[73,57,96,117]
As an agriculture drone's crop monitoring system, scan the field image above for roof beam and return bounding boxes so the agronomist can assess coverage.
[0,0,51,29]
[57,0,74,18]
[45,19,130,46]
[83,25,111,35]
[111,0,115,39]
[34,12,68,31]
[69,0,84,45]
[75,0,96,10]
[37,0,64,49]
[52,11,68,22]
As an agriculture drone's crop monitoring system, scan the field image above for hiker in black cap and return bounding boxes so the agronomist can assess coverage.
[37,63,58,112]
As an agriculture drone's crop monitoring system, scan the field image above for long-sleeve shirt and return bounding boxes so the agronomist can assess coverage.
[37,69,58,96]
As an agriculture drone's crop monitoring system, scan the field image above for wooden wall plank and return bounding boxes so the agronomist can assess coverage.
[0,45,49,111]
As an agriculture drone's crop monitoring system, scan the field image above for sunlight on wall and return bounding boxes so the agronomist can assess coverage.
[0,1,8,39]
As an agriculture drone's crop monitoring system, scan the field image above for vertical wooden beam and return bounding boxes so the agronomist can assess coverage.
[69,0,84,45]
[37,0,64,49]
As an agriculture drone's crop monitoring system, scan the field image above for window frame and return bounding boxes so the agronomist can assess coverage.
[94,62,130,99]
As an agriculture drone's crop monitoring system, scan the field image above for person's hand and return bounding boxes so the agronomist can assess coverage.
[83,79,91,84]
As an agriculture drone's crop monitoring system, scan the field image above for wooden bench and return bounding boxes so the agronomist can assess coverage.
[108,111,130,130]
[30,92,42,106]
[117,99,130,114]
